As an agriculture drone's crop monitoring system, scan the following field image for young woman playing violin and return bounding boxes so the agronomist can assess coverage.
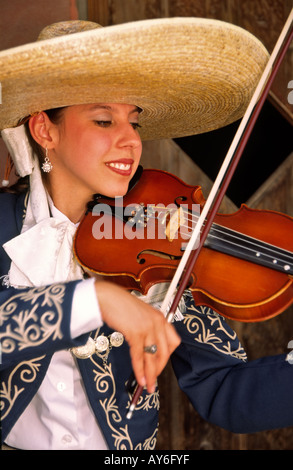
[0,18,293,450]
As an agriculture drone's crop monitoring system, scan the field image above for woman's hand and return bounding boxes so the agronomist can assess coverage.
[94,280,181,393]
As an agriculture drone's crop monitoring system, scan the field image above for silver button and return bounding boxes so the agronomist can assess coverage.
[71,337,96,359]
[110,331,124,347]
[95,335,109,353]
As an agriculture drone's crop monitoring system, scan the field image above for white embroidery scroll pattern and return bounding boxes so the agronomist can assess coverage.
[184,305,247,361]
[0,356,45,420]
[128,387,160,414]
[0,284,65,354]
[90,349,159,450]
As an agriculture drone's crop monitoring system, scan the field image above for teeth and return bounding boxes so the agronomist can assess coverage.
[109,163,131,170]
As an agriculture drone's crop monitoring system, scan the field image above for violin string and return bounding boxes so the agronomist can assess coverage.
[145,205,288,260]
[205,229,293,265]
[151,205,293,260]
[184,215,292,261]
[182,210,293,262]
[144,206,293,265]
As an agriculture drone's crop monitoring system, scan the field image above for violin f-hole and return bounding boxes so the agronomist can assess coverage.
[174,196,187,207]
[137,249,182,264]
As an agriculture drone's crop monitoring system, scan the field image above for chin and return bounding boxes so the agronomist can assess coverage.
[101,185,129,199]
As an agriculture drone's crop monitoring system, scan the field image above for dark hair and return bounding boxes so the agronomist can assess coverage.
[0,108,65,194]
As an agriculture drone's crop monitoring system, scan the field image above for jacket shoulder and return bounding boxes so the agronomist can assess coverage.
[0,191,28,234]
[0,191,28,276]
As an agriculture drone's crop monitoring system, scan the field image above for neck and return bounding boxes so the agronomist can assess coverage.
[45,179,92,224]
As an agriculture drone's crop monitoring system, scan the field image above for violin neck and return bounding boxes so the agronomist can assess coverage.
[204,223,293,275]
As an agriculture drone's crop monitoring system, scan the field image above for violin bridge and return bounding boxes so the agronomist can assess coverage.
[165,207,186,242]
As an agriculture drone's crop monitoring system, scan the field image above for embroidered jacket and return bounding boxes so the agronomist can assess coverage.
[1,191,293,449]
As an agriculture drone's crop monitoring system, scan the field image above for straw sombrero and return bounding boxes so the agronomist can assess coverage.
[0,18,269,140]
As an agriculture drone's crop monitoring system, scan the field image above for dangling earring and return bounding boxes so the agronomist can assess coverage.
[42,148,53,173]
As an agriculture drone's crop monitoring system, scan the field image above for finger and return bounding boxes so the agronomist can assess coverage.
[143,323,177,392]
[166,321,181,353]
[143,339,163,393]
[128,322,180,394]
[127,338,147,389]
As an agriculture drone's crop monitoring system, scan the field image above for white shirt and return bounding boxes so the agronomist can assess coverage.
[6,204,109,450]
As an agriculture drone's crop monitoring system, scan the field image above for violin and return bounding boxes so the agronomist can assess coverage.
[74,167,293,323]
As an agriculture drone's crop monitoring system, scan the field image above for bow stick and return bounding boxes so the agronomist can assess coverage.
[127,9,293,419]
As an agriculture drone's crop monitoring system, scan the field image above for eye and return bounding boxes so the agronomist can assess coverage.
[130,123,142,130]
[94,120,112,127]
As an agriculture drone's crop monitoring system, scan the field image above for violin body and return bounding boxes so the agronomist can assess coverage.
[74,169,293,323]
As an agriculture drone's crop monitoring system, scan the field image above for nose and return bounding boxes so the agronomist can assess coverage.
[118,122,142,150]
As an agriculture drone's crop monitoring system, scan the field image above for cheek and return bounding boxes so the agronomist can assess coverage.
[84,133,112,162]
[64,129,112,169]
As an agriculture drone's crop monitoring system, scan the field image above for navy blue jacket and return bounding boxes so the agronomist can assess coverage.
[1,191,293,449]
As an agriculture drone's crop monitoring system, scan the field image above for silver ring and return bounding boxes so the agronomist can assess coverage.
[144,344,157,354]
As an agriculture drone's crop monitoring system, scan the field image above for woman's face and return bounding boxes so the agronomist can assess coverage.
[49,103,142,200]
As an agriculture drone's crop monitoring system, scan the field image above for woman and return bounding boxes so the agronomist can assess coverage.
[1,18,292,450]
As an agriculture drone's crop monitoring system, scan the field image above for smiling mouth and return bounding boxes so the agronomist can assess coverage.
[108,162,131,171]
[106,159,134,177]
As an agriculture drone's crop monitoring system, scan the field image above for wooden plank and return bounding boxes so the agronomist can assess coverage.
[87,0,110,25]
[141,139,238,214]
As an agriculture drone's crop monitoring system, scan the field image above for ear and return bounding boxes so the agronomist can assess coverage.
[28,112,59,150]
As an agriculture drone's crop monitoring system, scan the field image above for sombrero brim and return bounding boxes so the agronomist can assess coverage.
[0,17,269,140]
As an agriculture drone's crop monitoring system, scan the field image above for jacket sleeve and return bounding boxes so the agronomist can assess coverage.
[172,297,293,434]
[0,280,90,370]
[0,192,91,370]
